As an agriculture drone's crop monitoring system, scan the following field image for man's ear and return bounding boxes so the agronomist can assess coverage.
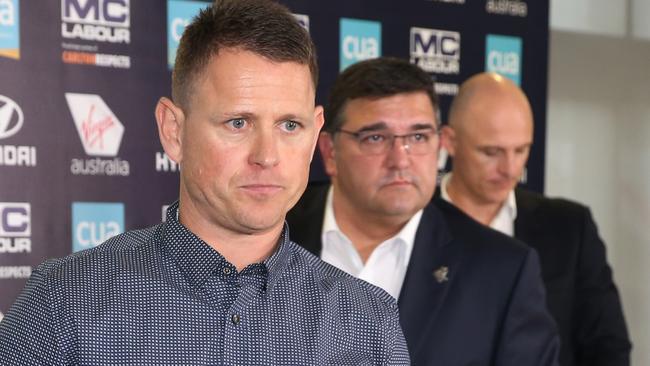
[440,125,456,157]
[155,97,185,164]
[318,132,337,177]
[310,105,325,162]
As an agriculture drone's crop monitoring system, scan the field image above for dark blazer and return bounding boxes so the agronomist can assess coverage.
[287,183,560,366]
[513,188,631,366]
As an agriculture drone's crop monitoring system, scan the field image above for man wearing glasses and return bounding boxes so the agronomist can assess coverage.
[287,57,560,365]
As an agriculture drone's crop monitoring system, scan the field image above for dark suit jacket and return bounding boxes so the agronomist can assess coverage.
[513,188,631,366]
[287,183,560,366]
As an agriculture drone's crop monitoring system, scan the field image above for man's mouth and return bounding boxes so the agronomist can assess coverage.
[239,184,284,195]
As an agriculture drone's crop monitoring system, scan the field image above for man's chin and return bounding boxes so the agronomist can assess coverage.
[230,205,288,234]
[484,190,511,206]
[377,198,424,218]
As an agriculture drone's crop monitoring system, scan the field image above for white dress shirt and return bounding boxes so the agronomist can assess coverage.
[320,187,423,299]
[440,172,517,236]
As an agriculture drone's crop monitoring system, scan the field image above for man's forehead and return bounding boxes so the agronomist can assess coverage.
[342,93,437,127]
[207,48,315,85]
[196,51,314,94]
[455,101,531,136]
[465,125,534,147]
[350,121,435,132]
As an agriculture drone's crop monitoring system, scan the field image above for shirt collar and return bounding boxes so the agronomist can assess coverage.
[264,222,292,292]
[502,187,517,220]
[322,186,422,268]
[161,201,291,293]
[440,172,517,222]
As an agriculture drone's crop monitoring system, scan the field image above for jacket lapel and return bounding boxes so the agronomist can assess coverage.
[513,188,541,244]
[398,202,462,355]
[291,186,465,356]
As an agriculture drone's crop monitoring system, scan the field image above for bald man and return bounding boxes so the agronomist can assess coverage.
[438,73,631,366]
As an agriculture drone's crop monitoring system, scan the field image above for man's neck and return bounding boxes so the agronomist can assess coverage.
[178,198,281,272]
[331,189,408,263]
[446,176,502,226]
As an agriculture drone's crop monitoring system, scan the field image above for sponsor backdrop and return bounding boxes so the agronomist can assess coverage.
[0,0,548,314]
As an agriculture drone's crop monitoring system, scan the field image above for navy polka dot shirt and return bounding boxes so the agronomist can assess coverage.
[0,202,410,365]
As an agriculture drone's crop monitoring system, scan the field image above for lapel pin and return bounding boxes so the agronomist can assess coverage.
[433,266,449,283]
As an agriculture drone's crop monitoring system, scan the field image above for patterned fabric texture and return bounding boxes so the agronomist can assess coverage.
[0,202,410,365]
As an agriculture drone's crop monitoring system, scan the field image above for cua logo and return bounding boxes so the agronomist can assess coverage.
[0,0,20,59]
[485,34,522,86]
[293,13,309,32]
[339,18,381,71]
[167,0,210,69]
[72,202,124,252]
[0,0,14,26]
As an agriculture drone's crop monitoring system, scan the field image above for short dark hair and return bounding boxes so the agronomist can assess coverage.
[325,57,438,133]
[172,0,318,109]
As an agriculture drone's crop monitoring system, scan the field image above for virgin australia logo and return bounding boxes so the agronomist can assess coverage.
[65,93,129,176]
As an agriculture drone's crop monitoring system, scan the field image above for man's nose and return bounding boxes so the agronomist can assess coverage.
[497,152,519,178]
[385,136,411,169]
[249,128,280,168]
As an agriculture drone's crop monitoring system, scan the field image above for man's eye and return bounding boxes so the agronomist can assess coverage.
[409,133,429,143]
[360,134,386,144]
[227,118,247,129]
[282,120,300,132]
[482,148,499,157]
[515,147,530,155]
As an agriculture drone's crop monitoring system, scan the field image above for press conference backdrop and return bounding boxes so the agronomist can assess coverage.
[0,0,548,315]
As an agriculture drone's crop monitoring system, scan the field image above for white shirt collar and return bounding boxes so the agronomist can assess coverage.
[440,172,517,236]
[321,186,422,299]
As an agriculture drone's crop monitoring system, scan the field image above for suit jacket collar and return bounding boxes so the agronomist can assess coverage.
[397,200,459,356]
[288,184,460,356]
[513,187,542,242]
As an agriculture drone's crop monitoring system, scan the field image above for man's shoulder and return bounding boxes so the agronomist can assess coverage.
[426,199,541,307]
[516,187,590,217]
[34,225,162,281]
[430,198,531,260]
[282,241,408,364]
[287,240,399,313]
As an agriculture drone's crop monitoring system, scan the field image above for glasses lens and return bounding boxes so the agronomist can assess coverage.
[405,132,435,155]
[355,132,387,155]
[346,129,437,155]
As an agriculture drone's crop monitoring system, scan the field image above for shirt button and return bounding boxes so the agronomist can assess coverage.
[231,314,241,325]
[223,267,231,275]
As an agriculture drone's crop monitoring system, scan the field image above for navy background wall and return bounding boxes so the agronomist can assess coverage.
[0,0,547,315]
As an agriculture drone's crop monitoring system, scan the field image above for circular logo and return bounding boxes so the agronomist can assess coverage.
[0,95,25,139]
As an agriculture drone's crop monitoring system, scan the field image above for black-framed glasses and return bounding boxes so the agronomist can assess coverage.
[335,128,438,155]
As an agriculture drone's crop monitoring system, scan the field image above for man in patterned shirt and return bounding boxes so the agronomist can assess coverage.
[0,1,410,364]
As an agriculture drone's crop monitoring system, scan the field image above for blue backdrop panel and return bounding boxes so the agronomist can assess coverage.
[0,0,548,315]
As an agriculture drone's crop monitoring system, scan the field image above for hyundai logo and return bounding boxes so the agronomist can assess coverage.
[0,95,24,139]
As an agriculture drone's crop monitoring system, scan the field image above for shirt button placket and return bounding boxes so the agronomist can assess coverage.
[224,310,248,364]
